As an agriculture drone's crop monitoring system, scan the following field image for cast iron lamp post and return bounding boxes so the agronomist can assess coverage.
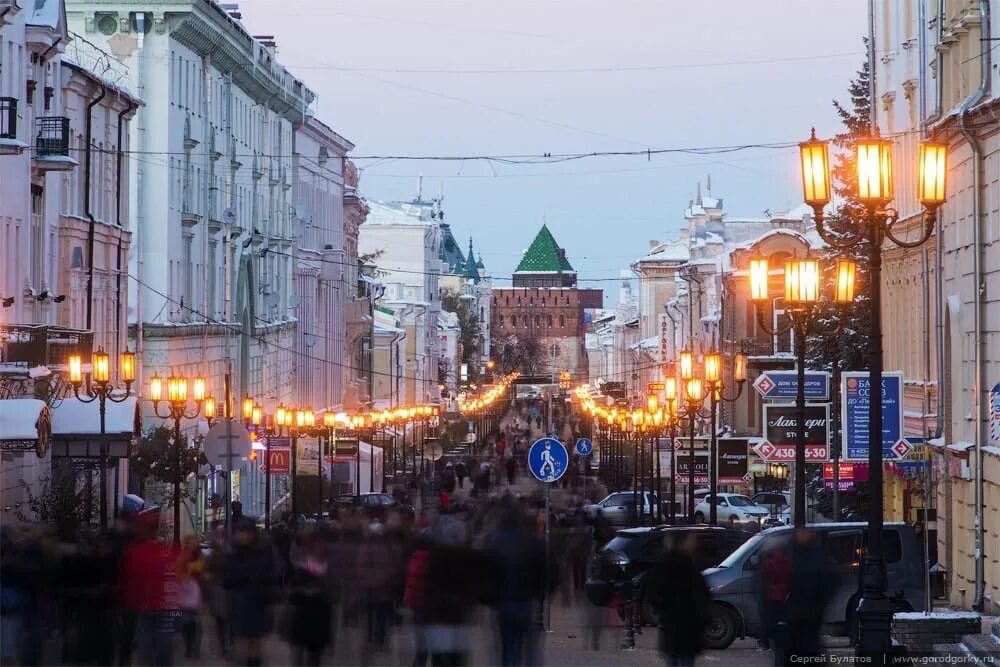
[149,371,210,546]
[748,254,857,528]
[677,348,712,524]
[798,129,947,658]
[68,348,136,529]
[702,351,748,525]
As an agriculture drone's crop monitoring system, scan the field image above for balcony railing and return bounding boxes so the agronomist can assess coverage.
[0,324,94,369]
[0,97,16,139]
[35,116,70,157]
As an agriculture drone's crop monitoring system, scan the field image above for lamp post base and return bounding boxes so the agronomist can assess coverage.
[855,592,894,660]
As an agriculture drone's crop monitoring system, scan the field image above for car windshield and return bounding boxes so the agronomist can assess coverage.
[727,495,755,507]
[602,535,636,553]
[717,532,767,568]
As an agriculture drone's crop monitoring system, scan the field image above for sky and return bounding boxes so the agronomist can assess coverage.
[237,0,869,302]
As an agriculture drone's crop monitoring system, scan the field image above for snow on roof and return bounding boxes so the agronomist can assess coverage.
[630,336,659,350]
[52,396,136,434]
[29,0,62,29]
[982,446,1000,458]
[0,399,48,440]
[947,442,975,452]
[636,238,689,264]
[706,232,724,244]
[686,204,706,217]
[365,201,436,227]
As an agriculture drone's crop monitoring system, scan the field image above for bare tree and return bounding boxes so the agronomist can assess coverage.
[491,333,544,375]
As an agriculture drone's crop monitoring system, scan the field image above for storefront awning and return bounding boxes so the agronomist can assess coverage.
[51,396,138,435]
[0,399,51,454]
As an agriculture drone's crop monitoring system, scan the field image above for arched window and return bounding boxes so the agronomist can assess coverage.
[535,315,541,327]
[559,315,565,327]
[547,315,553,327]
[511,315,517,327]
[499,315,505,328]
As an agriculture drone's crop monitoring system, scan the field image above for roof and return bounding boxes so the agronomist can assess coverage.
[0,399,49,440]
[463,238,481,283]
[366,200,438,227]
[514,224,575,273]
[52,396,137,434]
[438,223,466,274]
[635,238,689,264]
[28,0,63,30]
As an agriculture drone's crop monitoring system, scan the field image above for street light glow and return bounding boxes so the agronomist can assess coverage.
[784,258,820,304]
[917,141,948,208]
[856,137,894,205]
[799,129,831,208]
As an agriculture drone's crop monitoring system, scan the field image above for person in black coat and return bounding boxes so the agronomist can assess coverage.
[784,528,838,661]
[647,533,712,667]
[224,520,278,667]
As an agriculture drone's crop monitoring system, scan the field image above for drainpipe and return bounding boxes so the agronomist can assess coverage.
[84,83,108,332]
[955,0,990,613]
[924,0,947,127]
[115,99,139,363]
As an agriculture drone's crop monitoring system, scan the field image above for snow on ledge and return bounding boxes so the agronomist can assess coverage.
[893,611,981,620]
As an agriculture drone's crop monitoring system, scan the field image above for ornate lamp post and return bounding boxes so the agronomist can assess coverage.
[798,129,947,658]
[676,350,711,523]
[68,348,136,528]
[149,371,210,546]
[702,351,747,526]
[749,254,856,528]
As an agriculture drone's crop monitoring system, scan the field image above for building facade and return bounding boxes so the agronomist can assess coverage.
[490,225,602,380]
[875,0,1000,612]
[291,117,355,412]
[1,0,141,520]
[65,0,314,427]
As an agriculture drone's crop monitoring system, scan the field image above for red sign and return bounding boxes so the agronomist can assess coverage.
[263,449,290,475]
[823,462,856,480]
[755,441,828,462]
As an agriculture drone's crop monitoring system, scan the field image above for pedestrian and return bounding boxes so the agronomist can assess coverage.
[119,511,179,667]
[358,519,403,655]
[647,533,712,667]
[403,533,433,667]
[204,526,232,659]
[177,535,206,659]
[284,530,333,666]
[421,511,479,666]
[784,528,838,662]
[455,462,467,489]
[755,536,792,651]
[224,518,278,667]
[505,456,517,486]
[483,504,547,666]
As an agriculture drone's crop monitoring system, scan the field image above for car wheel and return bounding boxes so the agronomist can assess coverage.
[694,512,705,523]
[703,604,738,650]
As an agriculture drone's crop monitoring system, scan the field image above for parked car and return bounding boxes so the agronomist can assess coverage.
[583,491,664,526]
[751,491,790,515]
[585,525,752,625]
[700,522,927,650]
[693,493,771,529]
[332,493,415,519]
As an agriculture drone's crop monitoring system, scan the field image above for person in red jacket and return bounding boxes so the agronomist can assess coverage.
[119,511,179,666]
[756,537,792,651]
[403,534,432,667]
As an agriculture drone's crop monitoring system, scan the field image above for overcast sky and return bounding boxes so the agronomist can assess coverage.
[237,0,868,300]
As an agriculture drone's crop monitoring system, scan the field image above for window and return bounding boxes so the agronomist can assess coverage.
[534,315,540,327]
[559,315,565,327]
[772,297,793,354]
[511,315,517,327]
[499,314,504,328]
[30,185,43,289]
[547,315,553,327]
[826,531,862,565]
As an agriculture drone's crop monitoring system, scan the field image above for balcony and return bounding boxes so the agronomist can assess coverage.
[33,117,77,171]
[0,97,27,155]
[741,338,795,369]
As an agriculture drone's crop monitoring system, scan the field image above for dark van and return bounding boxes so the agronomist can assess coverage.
[700,522,927,649]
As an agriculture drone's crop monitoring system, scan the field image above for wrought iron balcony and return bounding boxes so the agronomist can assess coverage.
[34,117,77,170]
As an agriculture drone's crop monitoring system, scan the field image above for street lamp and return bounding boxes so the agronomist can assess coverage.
[68,347,135,528]
[798,129,947,659]
[702,351,747,526]
[671,356,711,524]
[748,254,855,529]
[149,371,210,546]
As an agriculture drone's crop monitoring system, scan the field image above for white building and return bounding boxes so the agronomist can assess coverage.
[291,116,355,412]
[1,0,141,521]
[437,310,460,393]
[358,198,443,404]
[64,2,315,427]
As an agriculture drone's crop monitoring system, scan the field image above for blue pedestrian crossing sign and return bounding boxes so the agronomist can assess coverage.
[528,437,568,483]
[575,437,593,456]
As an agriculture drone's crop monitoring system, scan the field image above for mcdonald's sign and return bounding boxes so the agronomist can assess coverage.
[263,449,290,475]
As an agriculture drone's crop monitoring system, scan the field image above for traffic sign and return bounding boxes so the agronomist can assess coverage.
[575,437,593,455]
[753,370,831,400]
[842,371,904,461]
[527,437,568,483]
[202,421,252,466]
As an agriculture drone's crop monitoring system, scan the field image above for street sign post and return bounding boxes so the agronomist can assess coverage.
[575,437,593,456]
[841,371,905,461]
[757,403,830,462]
[527,436,568,635]
[203,421,252,466]
[753,370,831,400]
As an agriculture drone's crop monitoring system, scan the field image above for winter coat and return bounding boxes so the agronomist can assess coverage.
[647,549,712,660]
[223,540,277,638]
